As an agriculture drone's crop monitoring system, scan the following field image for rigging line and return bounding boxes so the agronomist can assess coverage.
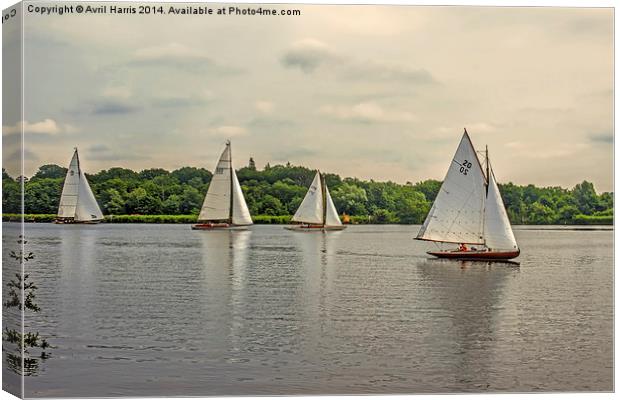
[452,159,465,168]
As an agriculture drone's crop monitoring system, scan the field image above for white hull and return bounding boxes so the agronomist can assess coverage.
[54,218,102,224]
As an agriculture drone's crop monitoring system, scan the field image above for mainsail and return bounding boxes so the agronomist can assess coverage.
[57,149,103,222]
[292,171,324,224]
[292,171,342,227]
[416,130,518,251]
[417,132,486,244]
[197,141,253,225]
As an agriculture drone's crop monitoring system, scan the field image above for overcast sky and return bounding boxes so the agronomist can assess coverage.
[2,3,613,191]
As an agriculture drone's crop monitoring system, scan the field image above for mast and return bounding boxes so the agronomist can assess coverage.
[228,140,233,224]
[320,172,327,226]
[485,145,489,194]
[74,147,81,217]
[482,145,488,246]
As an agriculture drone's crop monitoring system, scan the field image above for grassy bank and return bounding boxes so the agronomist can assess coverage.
[3,213,612,225]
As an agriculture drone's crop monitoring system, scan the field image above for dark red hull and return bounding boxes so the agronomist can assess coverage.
[428,249,520,260]
[191,223,250,230]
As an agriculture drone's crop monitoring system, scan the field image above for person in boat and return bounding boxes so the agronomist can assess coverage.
[458,243,468,252]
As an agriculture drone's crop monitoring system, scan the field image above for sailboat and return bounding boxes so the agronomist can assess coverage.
[415,129,520,260]
[192,141,253,230]
[56,148,104,224]
[285,171,346,231]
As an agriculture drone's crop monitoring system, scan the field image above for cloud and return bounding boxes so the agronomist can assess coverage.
[255,100,275,114]
[91,100,140,115]
[130,42,242,75]
[151,91,214,108]
[207,125,248,137]
[281,38,437,85]
[87,144,111,152]
[505,141,525,149]
[3,119,61,135]
[504,142,588,160]
[102,86,132,99]
[589,131,613,144]
[281,38,338,73]
[465,122,498,133]
[319,102,415,123]
[135,42,206,61]
[269,147,318,162]
[5,149,39,163]
[345,61,436,84]
[86,143,148,161]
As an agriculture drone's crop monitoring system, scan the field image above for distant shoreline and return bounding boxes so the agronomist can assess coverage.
[2,214,613,227]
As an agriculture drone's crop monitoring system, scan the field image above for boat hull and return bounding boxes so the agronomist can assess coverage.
[54,218,102,224]
[284,224,347,232]
[427,249,520,260]
[191,223,250,231]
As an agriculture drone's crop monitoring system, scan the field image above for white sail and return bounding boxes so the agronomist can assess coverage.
[198,144,232,222]
[231,168,253,225]
[292,171,324,224]
[483,165,518,250]
[417,132,486,244]
[57,149,103,221]
[324,185,342,226]
[75,169,103,221]
[57,150,80,218]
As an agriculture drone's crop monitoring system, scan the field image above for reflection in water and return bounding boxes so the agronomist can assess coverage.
[199,230,251,365]
[293,232,340,373]
[9,224,613,396]
[59,226,98,351]
[415,259,518,391]
[3,230,53,379]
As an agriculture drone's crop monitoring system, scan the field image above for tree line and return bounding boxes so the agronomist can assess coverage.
[2,159,613,224]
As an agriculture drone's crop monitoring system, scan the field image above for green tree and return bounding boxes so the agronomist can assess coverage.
[179,187,203,214]
[170,167,212,185]
[162,194,182,214]
[138,168,169,180]
[572,181,599,214]
[24,179,63,214]
[258,194,287,215]
[103,189,126,214]
[371,208,397,224]
[31,164,67,180]
[332,183,368,215]
[528,202,556,224]
[126,188,162,214]
[394,191,429,224]
[413,179,442,203]
[2,171,21,213]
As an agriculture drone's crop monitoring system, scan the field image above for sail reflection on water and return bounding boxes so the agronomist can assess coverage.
[415,259,518,390]
[199,230,251,363]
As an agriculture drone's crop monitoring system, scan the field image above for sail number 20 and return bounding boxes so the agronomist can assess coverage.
[459,160,473,175]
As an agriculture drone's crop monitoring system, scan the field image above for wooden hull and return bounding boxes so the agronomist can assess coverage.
[284,225,347,231]
[191,223,250,231]
[427,249,520,260]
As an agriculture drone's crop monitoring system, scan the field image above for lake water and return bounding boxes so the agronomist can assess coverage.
[2,223,613,397]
